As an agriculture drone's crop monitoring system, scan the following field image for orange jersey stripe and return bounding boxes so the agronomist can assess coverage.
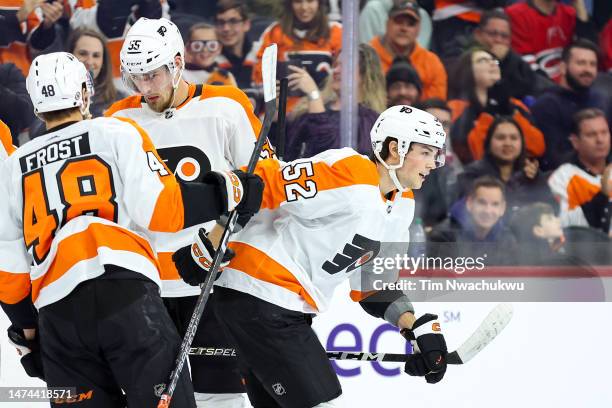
[567,175,602,210]
[349,289,377,302]
[228,241,318,310]
[158,251,180,281]
[253,155,379,211]
[30,222,158,304]
[0,120,15,155]
[0,271,30,304]
[103,95,142,117]
[114,117,185,232]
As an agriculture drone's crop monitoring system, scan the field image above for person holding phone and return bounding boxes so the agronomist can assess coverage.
[252,0,342,113]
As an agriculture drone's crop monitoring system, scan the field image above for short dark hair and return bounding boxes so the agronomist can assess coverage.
[189,22,216,40]
[216,0,249,20]
[38,107,81,123]
[478,9,510,29]
[510,202,555,241]
[369,137,398,163]
[414,98,450,114]
[572,108,607,136]
[467,176,505,199]
[561,39,600,64]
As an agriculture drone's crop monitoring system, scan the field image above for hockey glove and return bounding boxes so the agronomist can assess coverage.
[202,170,264,226]
[401,313,447,384]
[7,325,45,381]
[172,228,234,286]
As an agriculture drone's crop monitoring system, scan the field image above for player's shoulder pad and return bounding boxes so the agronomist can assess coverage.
[104,95,143,117]
[89,116,150,144]
[316,148,379,187]
[199,84,255,113]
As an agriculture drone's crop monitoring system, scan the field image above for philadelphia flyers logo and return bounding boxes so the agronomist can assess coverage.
[322,234,381,275]
[156,146,211,182]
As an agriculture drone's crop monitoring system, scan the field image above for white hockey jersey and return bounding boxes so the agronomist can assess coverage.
[215,148,415,314]
[0,117,190,309]
[106,83,272,297]
[0,120,15,160]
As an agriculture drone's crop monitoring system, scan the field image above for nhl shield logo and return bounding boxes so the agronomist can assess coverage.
[154,383,166,397]
[272,383,286,396]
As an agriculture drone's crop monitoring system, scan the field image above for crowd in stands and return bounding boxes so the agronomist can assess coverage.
[1,0,611,268]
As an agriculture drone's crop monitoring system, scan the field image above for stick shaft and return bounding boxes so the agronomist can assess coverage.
[276,78,288,160]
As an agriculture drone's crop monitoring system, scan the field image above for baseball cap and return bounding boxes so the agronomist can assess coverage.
[389,0,421,21]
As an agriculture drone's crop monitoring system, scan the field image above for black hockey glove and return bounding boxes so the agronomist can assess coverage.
[401,314,447,384]
[202,170,264,227]
[172,228,234,286]
[7,325,45,381]
[485,81,513,116]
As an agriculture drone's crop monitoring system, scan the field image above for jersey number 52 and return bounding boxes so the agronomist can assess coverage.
[281,161,318,202]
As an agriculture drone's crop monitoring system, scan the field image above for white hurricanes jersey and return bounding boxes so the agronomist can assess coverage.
[215,148,415,314]
[0,117,187,309]
[106,83,272,297]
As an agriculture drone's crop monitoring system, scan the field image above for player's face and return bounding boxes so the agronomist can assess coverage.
[398,143,438,189]
[466,187,506,232]
[472,50,501,89]
[215,8,250,48]
[129,66,174,112]
[292,0,318,24]
[186,28,221,69]
[387,81,420,106]
[489,122,522,164]
[73,35,104,80]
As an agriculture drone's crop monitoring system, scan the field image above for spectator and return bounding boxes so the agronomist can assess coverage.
[471,9,547,99]
[427,176,516,264]
[183,22,237,86]
[531,40,612,171]
[252,0,342,112]
[506,0,598,82]
[0,63,34,144]
[358,0,431,47]
[509,202,581,266]
[284,44,386,159]
[448,48,545,164]
[67,28,127,117]
[385,59,421,107]
[0,0,65,75]
[413,98,462,228]
[370,0,447,100]
[548,108,612,234]
[215,0,258,89]
[429,0,507,66]
[455,116,555,211]
[70,0,165,82]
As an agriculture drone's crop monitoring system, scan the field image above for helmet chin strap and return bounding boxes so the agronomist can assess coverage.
[161,63,184,116]
[389,168,406,192]
[375,150,407,192]
[79,94,92,120]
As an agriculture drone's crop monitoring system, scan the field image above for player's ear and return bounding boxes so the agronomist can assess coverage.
[388,140,400,161]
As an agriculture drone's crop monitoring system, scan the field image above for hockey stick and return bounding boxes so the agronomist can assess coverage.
[157,44,278,408]
[276,78,288,160]
[327,303,513,365]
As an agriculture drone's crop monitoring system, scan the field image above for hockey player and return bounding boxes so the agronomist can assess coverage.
[0,52,263,408]
[105,17,273,407]
[175,105,451,407]
[0,119,16,159]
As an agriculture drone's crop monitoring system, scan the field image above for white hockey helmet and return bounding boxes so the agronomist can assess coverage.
[26,52,94,114]
[120,17,185,92]
[370,105,446,191]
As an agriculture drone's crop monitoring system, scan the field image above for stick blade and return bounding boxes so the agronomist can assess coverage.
[261,44,277,103]
[454,303,514,364]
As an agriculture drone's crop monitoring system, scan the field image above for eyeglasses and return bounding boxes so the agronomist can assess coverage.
[187,40,221,53]
[481,29,511,40]
[215,18,245,28]
[475,56,500,65]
